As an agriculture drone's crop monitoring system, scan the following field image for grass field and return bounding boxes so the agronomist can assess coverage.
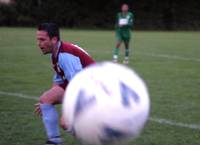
[0,27,200,145]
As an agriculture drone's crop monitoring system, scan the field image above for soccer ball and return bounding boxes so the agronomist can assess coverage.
[62,62,150,145]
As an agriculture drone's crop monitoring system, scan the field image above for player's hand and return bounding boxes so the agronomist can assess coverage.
[60,116,75,136]
[119,24,125,27]
[60,115,68,130]
[34,103,42,116]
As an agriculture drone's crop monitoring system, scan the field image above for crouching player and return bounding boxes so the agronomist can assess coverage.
[35,23,95,145]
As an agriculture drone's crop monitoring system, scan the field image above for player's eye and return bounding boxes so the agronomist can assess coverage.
[39,38,45,41]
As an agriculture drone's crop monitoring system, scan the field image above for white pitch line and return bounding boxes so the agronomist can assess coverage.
[88,50,200,62]
[149,117,200,130]
[0,90,200,130]
[0,91,38,101]
[139,52,200,62]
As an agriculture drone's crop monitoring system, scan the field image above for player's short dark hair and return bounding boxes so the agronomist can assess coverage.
[38,23,60,40]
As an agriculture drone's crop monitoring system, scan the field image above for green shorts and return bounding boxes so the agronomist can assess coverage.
[116,29,131,42]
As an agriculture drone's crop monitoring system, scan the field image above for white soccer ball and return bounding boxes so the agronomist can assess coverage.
[62,62,150,145]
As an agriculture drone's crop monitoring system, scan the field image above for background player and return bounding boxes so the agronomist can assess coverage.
[35,23,95,145]
[113,3,134,64]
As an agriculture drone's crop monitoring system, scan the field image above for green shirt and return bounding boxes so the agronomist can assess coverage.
[115,12,134,31]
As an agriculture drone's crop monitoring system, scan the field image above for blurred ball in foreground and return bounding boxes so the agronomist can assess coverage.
[62,62,150,145]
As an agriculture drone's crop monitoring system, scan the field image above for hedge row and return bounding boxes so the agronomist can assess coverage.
[0,0,200,30]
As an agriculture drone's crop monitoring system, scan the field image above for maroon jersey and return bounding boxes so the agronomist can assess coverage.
[52,41,95,89]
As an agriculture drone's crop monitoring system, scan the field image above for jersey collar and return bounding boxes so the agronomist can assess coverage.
[52,41,62,61]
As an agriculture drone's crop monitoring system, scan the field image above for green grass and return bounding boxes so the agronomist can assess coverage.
[0,27,200,145]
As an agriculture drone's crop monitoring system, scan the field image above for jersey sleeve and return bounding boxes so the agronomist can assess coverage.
[58,53,83,81]
[115,13,120,29]
[53,73,64,84]
[128,12,134,27]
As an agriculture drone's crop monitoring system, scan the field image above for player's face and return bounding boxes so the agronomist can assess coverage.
[36,31,53,54]
[121,4,129,13]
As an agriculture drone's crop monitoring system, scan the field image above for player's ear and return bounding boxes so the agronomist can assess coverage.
[51,36,58,44]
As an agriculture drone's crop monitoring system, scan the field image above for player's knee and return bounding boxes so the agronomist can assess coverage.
[39,87,64,104]
[116,42,121,47]
[39,91,53,104]
[39,93,48,104]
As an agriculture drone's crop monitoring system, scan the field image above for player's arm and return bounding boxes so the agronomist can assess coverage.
[59,53,83,81]
[53,73,64,85]
[128,12,134,28]
[115,13,120,28]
